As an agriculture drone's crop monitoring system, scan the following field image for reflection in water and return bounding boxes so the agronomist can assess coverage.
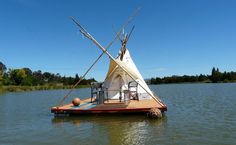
[51,115,167,145]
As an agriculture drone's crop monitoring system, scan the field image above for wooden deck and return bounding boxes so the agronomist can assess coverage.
[51,97,167,115]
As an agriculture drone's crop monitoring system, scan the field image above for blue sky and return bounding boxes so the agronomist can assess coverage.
[0,0,236,81]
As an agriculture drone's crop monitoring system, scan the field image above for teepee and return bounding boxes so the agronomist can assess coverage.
[103,33,153,100]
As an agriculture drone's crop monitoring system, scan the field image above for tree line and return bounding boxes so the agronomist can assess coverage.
[1,61,236,87]
[0,62,96,87]
[149,67,236,84]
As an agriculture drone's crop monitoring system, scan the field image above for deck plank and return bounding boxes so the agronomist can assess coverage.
[52,97,167,114]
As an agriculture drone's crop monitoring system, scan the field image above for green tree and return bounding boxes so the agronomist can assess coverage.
[150,78,156,84]
[22,76,33,86]
[9,69,27,85]
[198,74,208,82]
[211,67,221,83]
[0,62,6,72]
[0,62,7,86]
[75,73,79,83]
[32,70,44,85]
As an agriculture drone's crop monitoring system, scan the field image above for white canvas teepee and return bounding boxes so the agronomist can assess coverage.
[103,48,153,100]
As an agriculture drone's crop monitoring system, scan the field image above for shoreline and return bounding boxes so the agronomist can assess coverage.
[0,85,89,93]
[1,81,236,93]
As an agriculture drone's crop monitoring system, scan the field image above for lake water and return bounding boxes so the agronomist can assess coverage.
[0,83,236,145]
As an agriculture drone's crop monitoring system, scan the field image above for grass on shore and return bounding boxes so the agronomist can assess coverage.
[0,85,89,93]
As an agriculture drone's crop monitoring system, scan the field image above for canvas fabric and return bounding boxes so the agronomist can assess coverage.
[103,49,153,100]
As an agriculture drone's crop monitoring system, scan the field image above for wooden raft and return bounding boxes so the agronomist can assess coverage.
[51,98,167,115]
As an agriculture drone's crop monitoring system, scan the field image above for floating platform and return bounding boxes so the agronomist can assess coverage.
[51,98,167,115]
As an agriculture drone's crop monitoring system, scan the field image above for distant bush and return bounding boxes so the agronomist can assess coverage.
[149,67,236,84]
[0,61,96,88]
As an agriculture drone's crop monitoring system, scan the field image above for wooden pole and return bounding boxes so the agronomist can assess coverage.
[75,19,164,106]
[57,9,140,106]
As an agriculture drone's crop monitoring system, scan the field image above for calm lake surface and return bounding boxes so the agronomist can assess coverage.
[0,83,236,145]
